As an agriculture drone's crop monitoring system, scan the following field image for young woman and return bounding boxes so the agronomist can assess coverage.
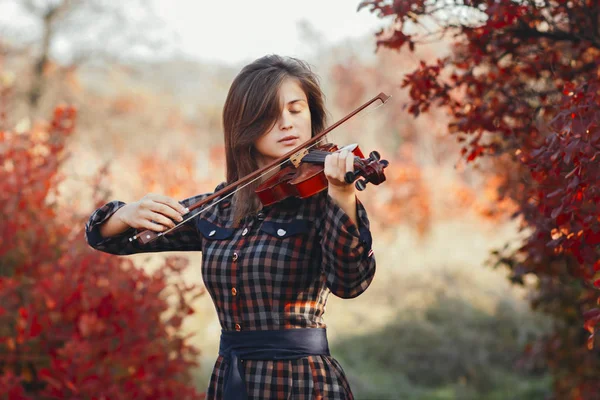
[85,55,376,399]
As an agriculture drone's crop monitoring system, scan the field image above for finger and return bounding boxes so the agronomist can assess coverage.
[142,209,177,229]
[147,210,177,229]
[148,201,184,222]
[325,153,337,178]
[337,150,348,178]
[346,152,355,174]
[152,194,188,214]
[152,212,178,229]
[141,219,167,232]
[333,150,346,181]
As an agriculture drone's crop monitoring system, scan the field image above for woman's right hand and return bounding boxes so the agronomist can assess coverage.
[118,193,189,232]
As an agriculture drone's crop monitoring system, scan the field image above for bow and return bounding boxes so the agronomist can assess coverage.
[130,92,390,245]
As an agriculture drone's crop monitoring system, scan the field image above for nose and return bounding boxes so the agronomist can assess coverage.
[279,110,293,131]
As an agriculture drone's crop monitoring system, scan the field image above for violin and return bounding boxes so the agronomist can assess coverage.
[130,92,391,245]
[255,142,388,206]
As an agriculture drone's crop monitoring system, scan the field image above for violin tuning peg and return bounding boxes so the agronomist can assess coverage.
[369,151,381,161]
[345,170,360,184]
[355,179,367,191]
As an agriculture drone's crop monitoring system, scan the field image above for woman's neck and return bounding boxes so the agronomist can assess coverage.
[256,156,281,183]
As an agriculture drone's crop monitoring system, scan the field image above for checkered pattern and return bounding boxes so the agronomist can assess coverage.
[85,182,376,399]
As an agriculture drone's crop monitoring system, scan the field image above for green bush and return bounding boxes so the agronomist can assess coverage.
[332,287,551,399]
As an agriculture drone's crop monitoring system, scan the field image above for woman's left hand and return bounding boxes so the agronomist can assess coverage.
[324,149,355,196]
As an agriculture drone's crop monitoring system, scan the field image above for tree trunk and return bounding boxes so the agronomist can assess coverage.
[28,10,53,111]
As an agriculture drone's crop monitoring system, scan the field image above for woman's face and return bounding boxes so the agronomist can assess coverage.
[254,78,312,168]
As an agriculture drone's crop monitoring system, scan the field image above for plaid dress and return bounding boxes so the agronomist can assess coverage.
[85,181,376,399]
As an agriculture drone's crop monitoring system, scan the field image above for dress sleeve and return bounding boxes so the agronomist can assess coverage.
[84,193,209,256]
[317,192,376,299]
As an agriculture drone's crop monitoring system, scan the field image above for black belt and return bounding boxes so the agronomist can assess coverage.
[218,327,330,400]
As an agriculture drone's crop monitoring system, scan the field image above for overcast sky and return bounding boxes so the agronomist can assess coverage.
[0,0,388,65]
[151,0,387,64]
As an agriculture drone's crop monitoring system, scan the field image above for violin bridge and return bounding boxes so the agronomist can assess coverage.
[289,148,308,168]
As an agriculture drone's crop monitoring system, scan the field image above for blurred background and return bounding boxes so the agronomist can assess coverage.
[0,1,563,399]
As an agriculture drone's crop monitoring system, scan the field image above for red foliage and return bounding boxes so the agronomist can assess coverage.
[361,0,600,398]
[0,100,205,398]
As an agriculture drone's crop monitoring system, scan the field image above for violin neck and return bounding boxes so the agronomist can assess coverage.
[301,151,358,165]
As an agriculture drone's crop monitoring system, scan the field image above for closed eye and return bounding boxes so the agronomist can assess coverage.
[289,106,305,114]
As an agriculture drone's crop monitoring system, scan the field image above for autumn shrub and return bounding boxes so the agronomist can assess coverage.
[359,0,600,398]
[0,100,205,398]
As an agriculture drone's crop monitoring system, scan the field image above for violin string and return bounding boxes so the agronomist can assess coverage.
[152,161,284,238]
[141,95,392,241]
[153,154,298,238]
[304,98,391,166]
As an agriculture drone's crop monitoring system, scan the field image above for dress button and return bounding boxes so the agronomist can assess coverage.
[231,287,237,296]
[277,228,287,237]
[257,212,265,221]
[209,230,216,237]
[235,323,241,331]
[232,252,238,261]
[242,228,248,236]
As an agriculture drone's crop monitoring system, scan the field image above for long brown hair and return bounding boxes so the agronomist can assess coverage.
[222,55,327,226]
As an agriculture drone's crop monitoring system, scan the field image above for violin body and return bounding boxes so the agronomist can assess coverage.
[255,143,366,206]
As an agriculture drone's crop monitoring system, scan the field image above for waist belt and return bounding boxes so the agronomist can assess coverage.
[218,327,330,400]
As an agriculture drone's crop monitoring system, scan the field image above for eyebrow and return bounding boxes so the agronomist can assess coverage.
[287,99,307,105]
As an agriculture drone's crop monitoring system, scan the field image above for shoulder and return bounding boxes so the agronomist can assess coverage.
[187,181,230,224]
[215,181,227,190]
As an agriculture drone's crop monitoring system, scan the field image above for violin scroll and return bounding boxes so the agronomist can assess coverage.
[344,151,388,191]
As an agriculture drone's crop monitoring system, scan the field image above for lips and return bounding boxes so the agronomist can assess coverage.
[278,135,299,143]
